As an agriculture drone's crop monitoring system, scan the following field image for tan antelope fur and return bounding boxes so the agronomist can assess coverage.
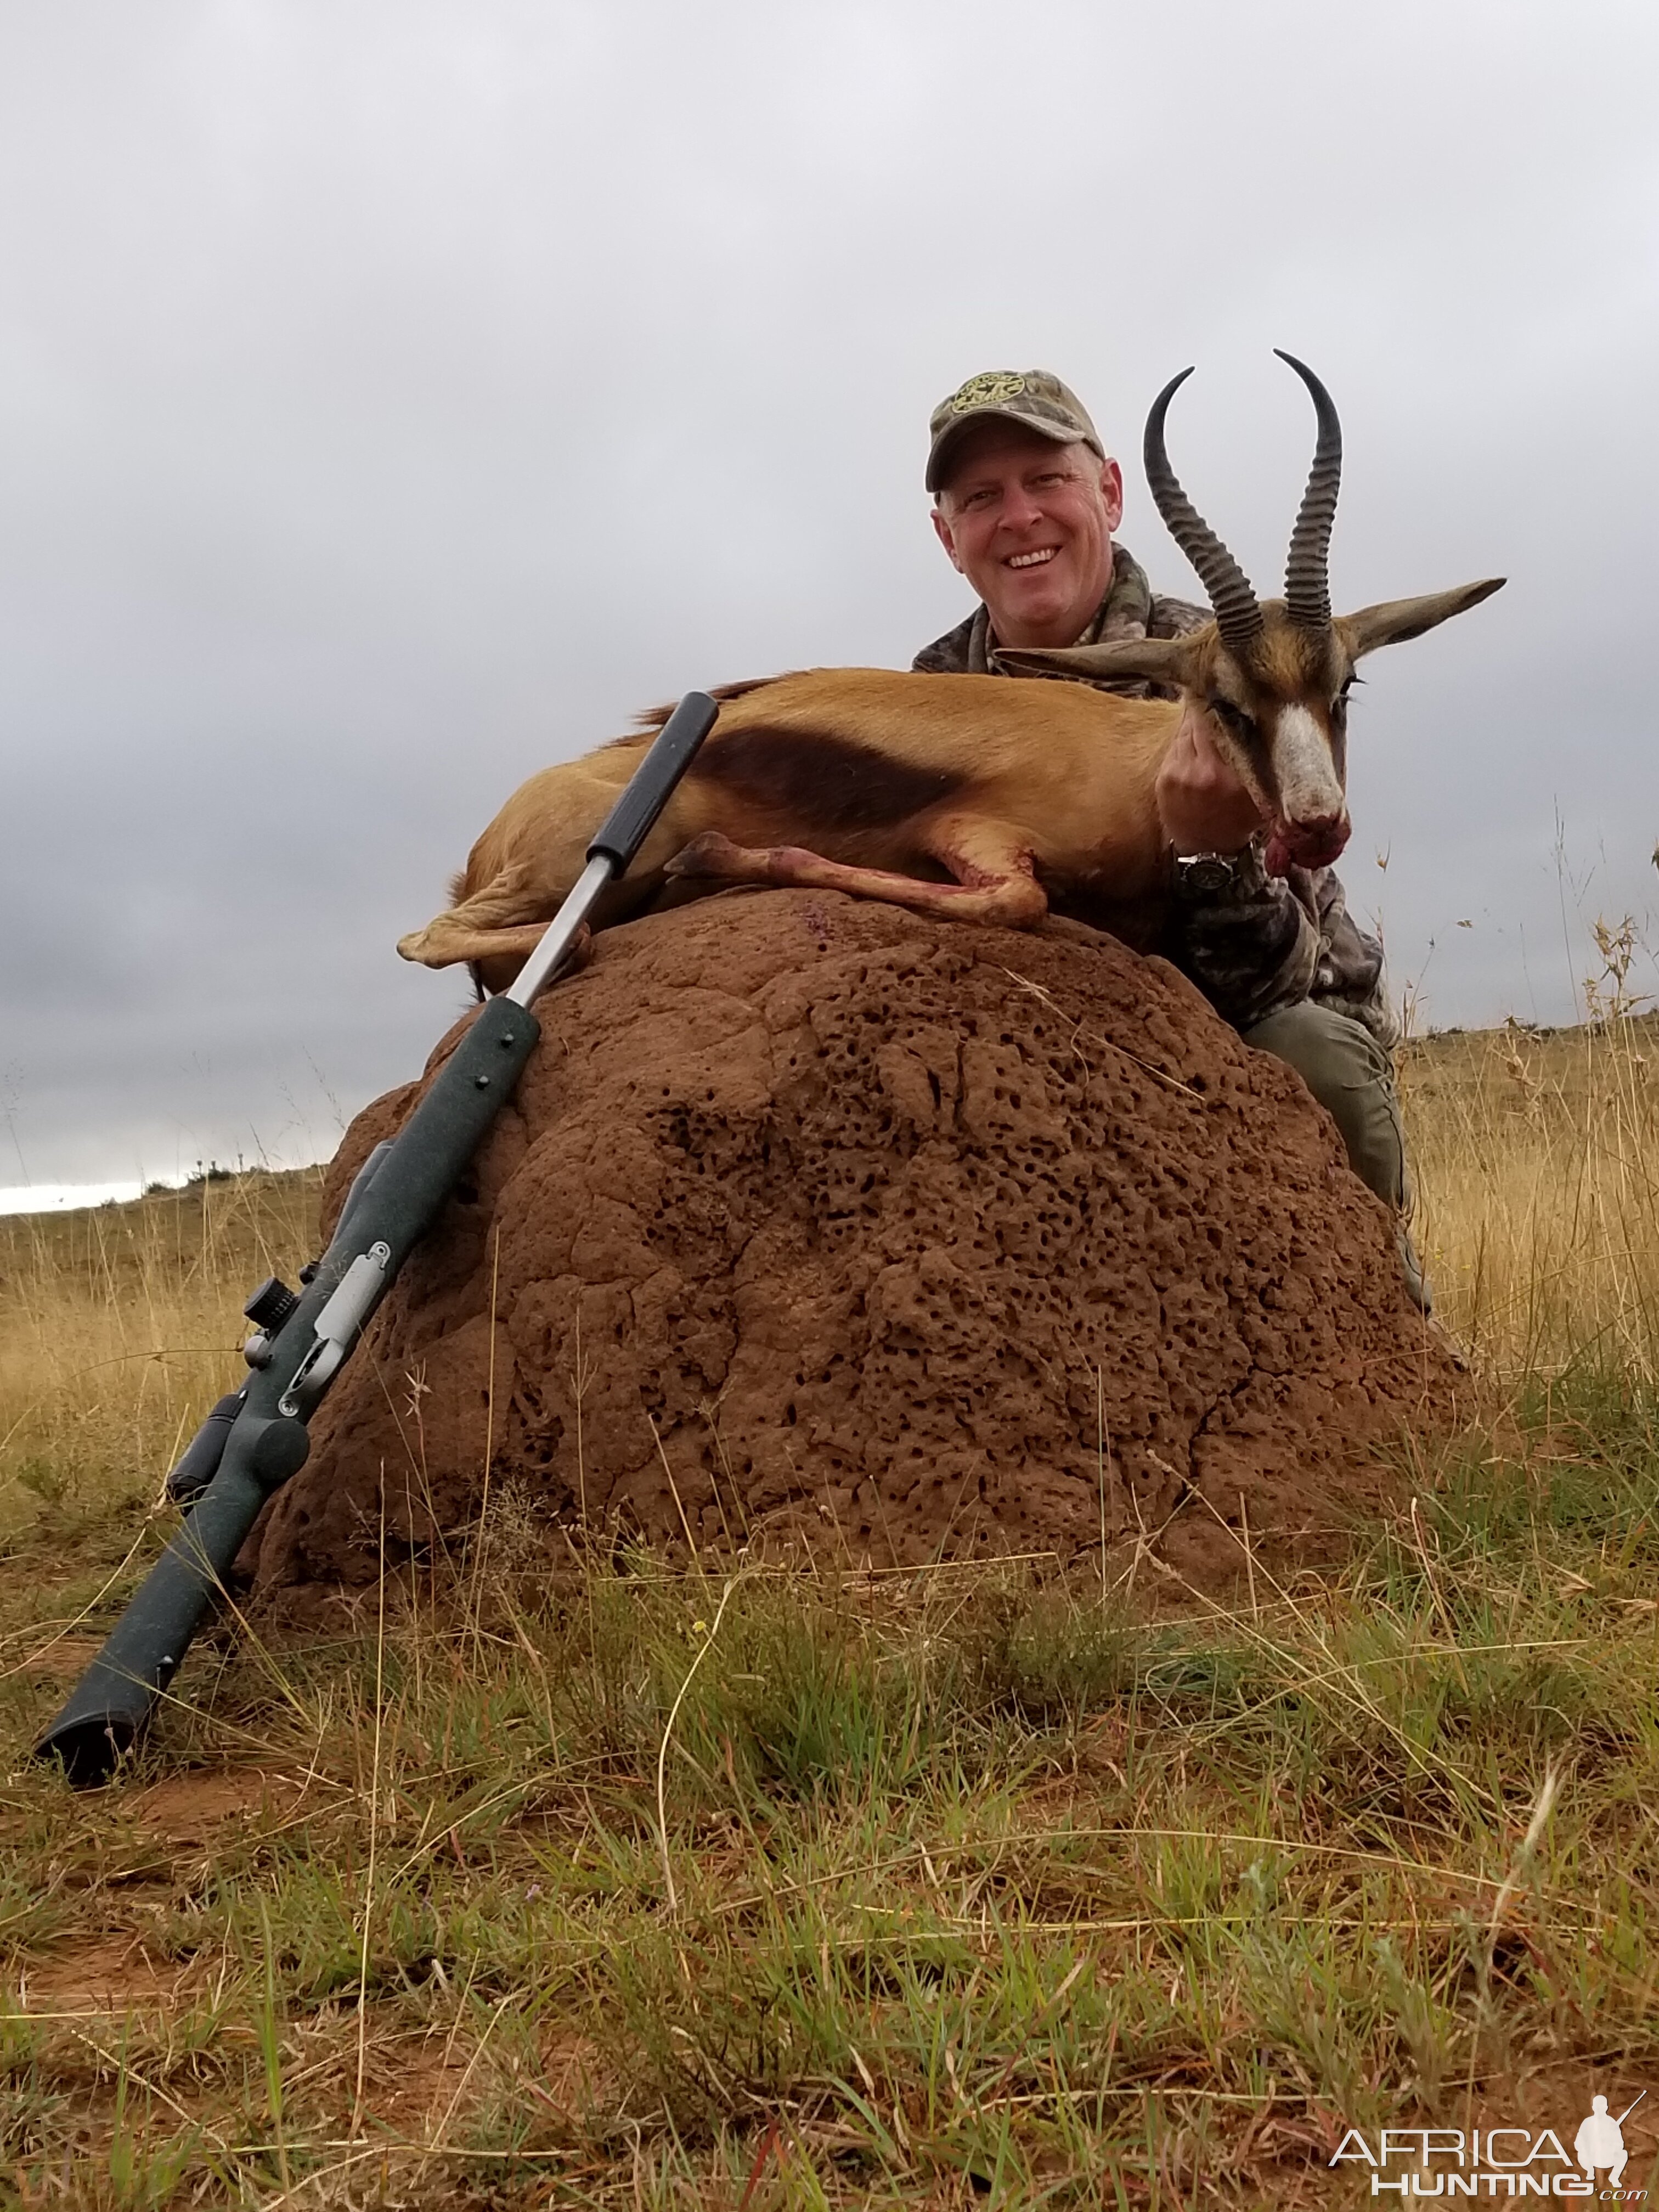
[398,356,1503,995]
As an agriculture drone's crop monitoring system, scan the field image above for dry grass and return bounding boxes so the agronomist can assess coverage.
[0,1171,323,1546]
[1,1020,1656,2207]
[1403,1011,1659,1382]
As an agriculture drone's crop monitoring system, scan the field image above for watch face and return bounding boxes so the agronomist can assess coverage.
[1179,855,1235,896]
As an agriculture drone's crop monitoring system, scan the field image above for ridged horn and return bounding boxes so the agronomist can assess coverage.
[1143,366,1262,652]
[1276,348,1341,629]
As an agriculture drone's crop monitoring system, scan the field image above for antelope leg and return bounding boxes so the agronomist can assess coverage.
[397,863,543,967]
[664,826,1047,927]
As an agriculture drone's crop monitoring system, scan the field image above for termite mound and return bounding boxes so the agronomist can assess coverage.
[251,888,1464,1605]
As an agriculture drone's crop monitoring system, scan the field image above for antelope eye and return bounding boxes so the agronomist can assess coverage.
[1207,696,1257,738]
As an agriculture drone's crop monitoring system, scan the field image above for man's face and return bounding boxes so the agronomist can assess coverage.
[931,425,1125,650]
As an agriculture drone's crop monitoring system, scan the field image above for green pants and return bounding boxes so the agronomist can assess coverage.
[1241,1002,1428,1311]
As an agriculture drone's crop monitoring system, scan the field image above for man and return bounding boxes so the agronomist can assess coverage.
[915,368,1428,1308]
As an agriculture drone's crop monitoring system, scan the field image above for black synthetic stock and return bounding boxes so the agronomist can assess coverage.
[36,996,540,1785]
[587,690,718,870]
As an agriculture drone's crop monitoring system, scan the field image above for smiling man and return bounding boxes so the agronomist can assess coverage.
[915,368,1432,1313]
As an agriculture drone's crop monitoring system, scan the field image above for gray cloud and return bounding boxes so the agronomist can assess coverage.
[3,0,1656,1183]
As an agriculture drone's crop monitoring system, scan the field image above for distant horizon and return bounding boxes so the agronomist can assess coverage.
[0,1155,323,1217]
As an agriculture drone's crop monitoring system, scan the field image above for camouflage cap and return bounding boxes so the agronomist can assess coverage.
[926,369,1105,494]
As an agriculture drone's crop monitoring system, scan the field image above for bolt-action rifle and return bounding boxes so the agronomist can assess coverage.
[37,692,720,1787]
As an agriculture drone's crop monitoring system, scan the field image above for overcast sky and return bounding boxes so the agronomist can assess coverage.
[2,0,1656,1190]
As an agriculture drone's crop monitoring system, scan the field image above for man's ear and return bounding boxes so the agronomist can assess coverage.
[930,505,966,574]
[996,633,1206,689]
[1099,455,1125,533]
[1336,577,1505,660]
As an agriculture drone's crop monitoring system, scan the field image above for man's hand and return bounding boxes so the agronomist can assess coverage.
[1155,708,1265,854]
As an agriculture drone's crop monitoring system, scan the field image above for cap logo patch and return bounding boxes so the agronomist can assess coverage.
[949,371,1027,414]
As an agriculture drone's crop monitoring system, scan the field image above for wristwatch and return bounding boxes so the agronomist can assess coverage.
[1171,850,1247,898]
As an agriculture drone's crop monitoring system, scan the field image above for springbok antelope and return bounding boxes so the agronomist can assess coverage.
[398,354,1502,994]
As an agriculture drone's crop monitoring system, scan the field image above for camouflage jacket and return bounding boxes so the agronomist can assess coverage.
[912,545,1398,1047]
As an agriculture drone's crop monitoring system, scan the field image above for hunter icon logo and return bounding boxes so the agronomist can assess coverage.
[1576,2093,1642,2188]
[948,370,1028,413]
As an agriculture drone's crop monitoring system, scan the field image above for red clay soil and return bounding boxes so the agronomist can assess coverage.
[251,890,1464,1602]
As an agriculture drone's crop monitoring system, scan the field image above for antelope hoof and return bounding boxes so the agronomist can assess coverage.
[664,831,757,882]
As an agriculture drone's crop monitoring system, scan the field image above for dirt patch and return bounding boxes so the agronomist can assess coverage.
[362,2034,490,2138]
[360,2024,608,2143]
[19,1931,198,2017]
[11,1768,308,2019]
[123,1764,301,1841]
[6,1634,107,1678]
[253,890,1465,1601]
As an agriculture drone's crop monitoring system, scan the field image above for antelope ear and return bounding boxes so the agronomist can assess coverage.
[995,633,1206,688]
[1337,578,1505,659]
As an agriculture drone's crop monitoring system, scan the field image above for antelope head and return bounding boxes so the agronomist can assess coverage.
[1003,352,1504,876]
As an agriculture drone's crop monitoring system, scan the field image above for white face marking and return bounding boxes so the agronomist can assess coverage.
[1271,702,1344,821]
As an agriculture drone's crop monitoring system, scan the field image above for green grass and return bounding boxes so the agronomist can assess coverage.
[3,1383,1657,2206]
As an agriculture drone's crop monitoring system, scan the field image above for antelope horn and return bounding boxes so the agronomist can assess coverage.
[1143,366,1262,652]
[1277,348,1342,629]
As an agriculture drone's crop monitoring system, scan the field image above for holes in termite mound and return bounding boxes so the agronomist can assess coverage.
[276,898,1455,1596]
